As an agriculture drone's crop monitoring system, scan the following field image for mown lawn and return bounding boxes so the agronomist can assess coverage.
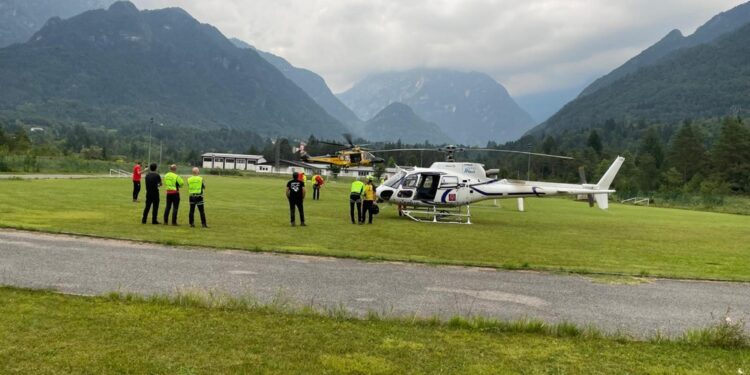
[1,175,749,280]
[0,287,747,374]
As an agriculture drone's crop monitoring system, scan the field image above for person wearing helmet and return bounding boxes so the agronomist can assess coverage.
[286,171,306,227]
[349,177,364,224]
[361,176,376,224]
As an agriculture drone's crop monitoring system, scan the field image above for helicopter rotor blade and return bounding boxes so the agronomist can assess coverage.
[370,148,436,153]
[343,133,355,148]
[319,141,347,147]
[467,148,574,160]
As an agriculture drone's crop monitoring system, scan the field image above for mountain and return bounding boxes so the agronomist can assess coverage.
[579,1,750,98]
[0,0,114,48]
[515,83,590,123]
[0,1,348,138]
[337,69,535,146]
[530,22,750,137]
[363,102,452,144]
[229,38,362,128]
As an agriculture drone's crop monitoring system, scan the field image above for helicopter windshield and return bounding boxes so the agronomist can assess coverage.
[384,171,406,188]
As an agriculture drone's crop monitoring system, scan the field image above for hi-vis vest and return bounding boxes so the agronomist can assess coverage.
[188,176,204,195]
[350,180,364,195]
[164,172,184,192]
[313,175,322,185]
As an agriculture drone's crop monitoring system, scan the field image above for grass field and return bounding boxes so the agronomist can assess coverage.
[1,175,749,281]
[0,287,747,374]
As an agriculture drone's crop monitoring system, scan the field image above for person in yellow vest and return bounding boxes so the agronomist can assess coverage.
[361,177,377,224]
[163,164,184,226]
[312,172,324,200]
[188,167,208,228]
[350,177,364,224]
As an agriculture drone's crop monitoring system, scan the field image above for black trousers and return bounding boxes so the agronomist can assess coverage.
[349,194,362,223]
[189,195,207,226]
[313,185,320,200]
[142,195,160,224]
[132,181,141,201]
[289,199,304,223]
[164,194,180,224]
[362,200,374,224]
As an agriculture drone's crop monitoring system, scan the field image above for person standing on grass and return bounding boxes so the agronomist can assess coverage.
[141,163,162,224]
[132,161,143,202]
[162,164,184,226]
[188,167,208,228]
[312,172,324,200]
[286,171,306,227]
[350,177,364,224]
[361,177,376,224]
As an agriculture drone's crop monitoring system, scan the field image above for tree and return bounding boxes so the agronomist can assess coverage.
[328,164,340,180]
[712,117,750,192]
[11,128,31,153]
[587,130,603,155]
[640,127,665,169]
[667,122,707,183]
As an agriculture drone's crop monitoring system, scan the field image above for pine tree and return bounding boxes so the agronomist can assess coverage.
[667,122,707,183]
[587,130,603,155]
[712,117,750,192]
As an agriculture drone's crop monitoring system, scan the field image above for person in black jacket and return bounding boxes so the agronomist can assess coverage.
[286,172,306,227]
[141,163,162,224]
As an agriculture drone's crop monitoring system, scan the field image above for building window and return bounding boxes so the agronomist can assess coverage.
[226,158,235,163]
[203,158,212,163]
[358,171,369,177]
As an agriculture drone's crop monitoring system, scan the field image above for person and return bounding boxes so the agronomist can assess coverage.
[141,163,162,224]
[312,172,324,200]
[361,177,376,224]
[350,177,364,224]
[188,167,208,228]
[162,164,184,226]
[132,161,143,202]
[286,171,306,227]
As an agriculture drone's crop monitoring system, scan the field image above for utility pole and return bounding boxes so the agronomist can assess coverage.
[147,117,153,166]
[526,143,532,181]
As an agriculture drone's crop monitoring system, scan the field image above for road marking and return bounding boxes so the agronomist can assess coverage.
[427,287,547,307]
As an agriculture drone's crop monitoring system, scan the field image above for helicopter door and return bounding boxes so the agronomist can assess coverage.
[415,174,440,201]
[350,152,361,164]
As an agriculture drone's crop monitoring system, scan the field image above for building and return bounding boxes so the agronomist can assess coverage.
[201,153,266,171]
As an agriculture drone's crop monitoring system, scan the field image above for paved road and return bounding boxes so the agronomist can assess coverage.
[1,229,748,336]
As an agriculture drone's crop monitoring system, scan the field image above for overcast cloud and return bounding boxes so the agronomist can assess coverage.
[131,0,745,97]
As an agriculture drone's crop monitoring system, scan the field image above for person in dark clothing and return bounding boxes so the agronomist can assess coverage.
[162,164,184,226]
[141,163,162,224]
[286,172,306,227]
[132,161,143,202]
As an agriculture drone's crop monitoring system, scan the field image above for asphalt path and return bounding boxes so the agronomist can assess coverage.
[1,229,748,336]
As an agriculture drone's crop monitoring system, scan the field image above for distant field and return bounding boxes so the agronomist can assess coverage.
[0,287,747,374]
[1,175,749,281]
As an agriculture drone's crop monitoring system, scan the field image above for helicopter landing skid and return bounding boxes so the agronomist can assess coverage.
[401,205,472,224]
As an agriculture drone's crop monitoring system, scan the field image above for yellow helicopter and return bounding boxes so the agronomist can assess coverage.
[299,134,385,168]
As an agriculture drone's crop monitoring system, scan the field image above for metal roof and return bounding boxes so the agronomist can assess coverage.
[202,153,264,160]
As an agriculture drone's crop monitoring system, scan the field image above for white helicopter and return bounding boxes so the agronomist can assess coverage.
[374,146,625,224]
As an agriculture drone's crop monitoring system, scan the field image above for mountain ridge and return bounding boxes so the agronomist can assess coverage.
[338,68,535,145]
[0,1,348,139]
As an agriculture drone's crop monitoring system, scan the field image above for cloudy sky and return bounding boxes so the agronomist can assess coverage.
[131,0,744,98]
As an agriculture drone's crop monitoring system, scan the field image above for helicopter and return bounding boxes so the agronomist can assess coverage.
[298,133,385,168]
[373,146,625,224]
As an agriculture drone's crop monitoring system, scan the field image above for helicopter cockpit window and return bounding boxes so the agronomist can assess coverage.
[402,174,419,189]
[385,171,406,188]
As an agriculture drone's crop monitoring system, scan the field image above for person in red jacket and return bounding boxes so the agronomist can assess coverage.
[132,161,143,202]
